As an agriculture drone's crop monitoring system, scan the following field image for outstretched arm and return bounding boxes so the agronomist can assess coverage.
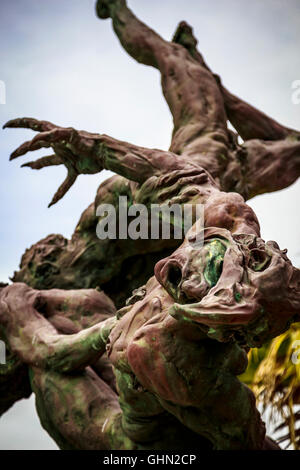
[3,118,191,206]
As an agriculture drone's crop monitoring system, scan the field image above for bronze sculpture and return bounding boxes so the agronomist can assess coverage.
[0,0,299,450]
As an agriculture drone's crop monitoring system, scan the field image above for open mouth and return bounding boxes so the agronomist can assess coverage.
[168,301,268,346]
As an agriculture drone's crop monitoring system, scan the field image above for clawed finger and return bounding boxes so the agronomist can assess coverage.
[21,154,63,170]
[6,123,81,206]
[3,117,56,132]
[9,128,74,160]
[48,171,77,208]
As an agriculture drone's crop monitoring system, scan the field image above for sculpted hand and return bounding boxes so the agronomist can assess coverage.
[3,118,104,207]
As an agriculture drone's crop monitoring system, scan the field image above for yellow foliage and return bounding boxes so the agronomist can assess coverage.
[239,323,300,449]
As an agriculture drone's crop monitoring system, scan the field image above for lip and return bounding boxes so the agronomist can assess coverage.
[169,299,260,327]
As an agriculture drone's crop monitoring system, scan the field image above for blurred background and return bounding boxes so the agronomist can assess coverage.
[0,0,299,449]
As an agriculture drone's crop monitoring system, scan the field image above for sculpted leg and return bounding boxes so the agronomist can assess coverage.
[0,283,207,450]
[31,365,210,450]
[0,283,133,449]
[243,138,300,198]
[220,86,297,142]
[0,341,32,417]
[172,21,297,142]
[96,0,230,179]
[30,366,127,450]
[172,21,300,197]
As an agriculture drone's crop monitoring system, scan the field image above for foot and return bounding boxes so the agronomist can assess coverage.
[95,0,110,19]
[95,0,126,19]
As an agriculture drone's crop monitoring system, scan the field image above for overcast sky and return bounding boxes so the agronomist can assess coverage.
[0,0,299,449]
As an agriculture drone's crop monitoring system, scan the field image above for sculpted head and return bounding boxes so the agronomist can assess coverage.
[155,226,300,347]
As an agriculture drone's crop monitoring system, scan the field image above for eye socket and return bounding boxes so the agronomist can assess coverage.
[248,248,271,272]
[167,265,182,288]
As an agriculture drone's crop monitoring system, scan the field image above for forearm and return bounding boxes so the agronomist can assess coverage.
[42,317,117,373]
[95,134,192,183]
[220,86,292,141]
[9,315,116,373]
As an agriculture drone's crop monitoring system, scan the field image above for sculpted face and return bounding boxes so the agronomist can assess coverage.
[155,226,300,347]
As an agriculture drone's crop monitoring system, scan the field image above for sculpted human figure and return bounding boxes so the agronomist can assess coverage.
[7,1,300,305]
[0,0,299,450]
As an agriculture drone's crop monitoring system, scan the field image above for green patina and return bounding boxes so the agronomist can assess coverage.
[203,240,226,288]
[61,299,69,312]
